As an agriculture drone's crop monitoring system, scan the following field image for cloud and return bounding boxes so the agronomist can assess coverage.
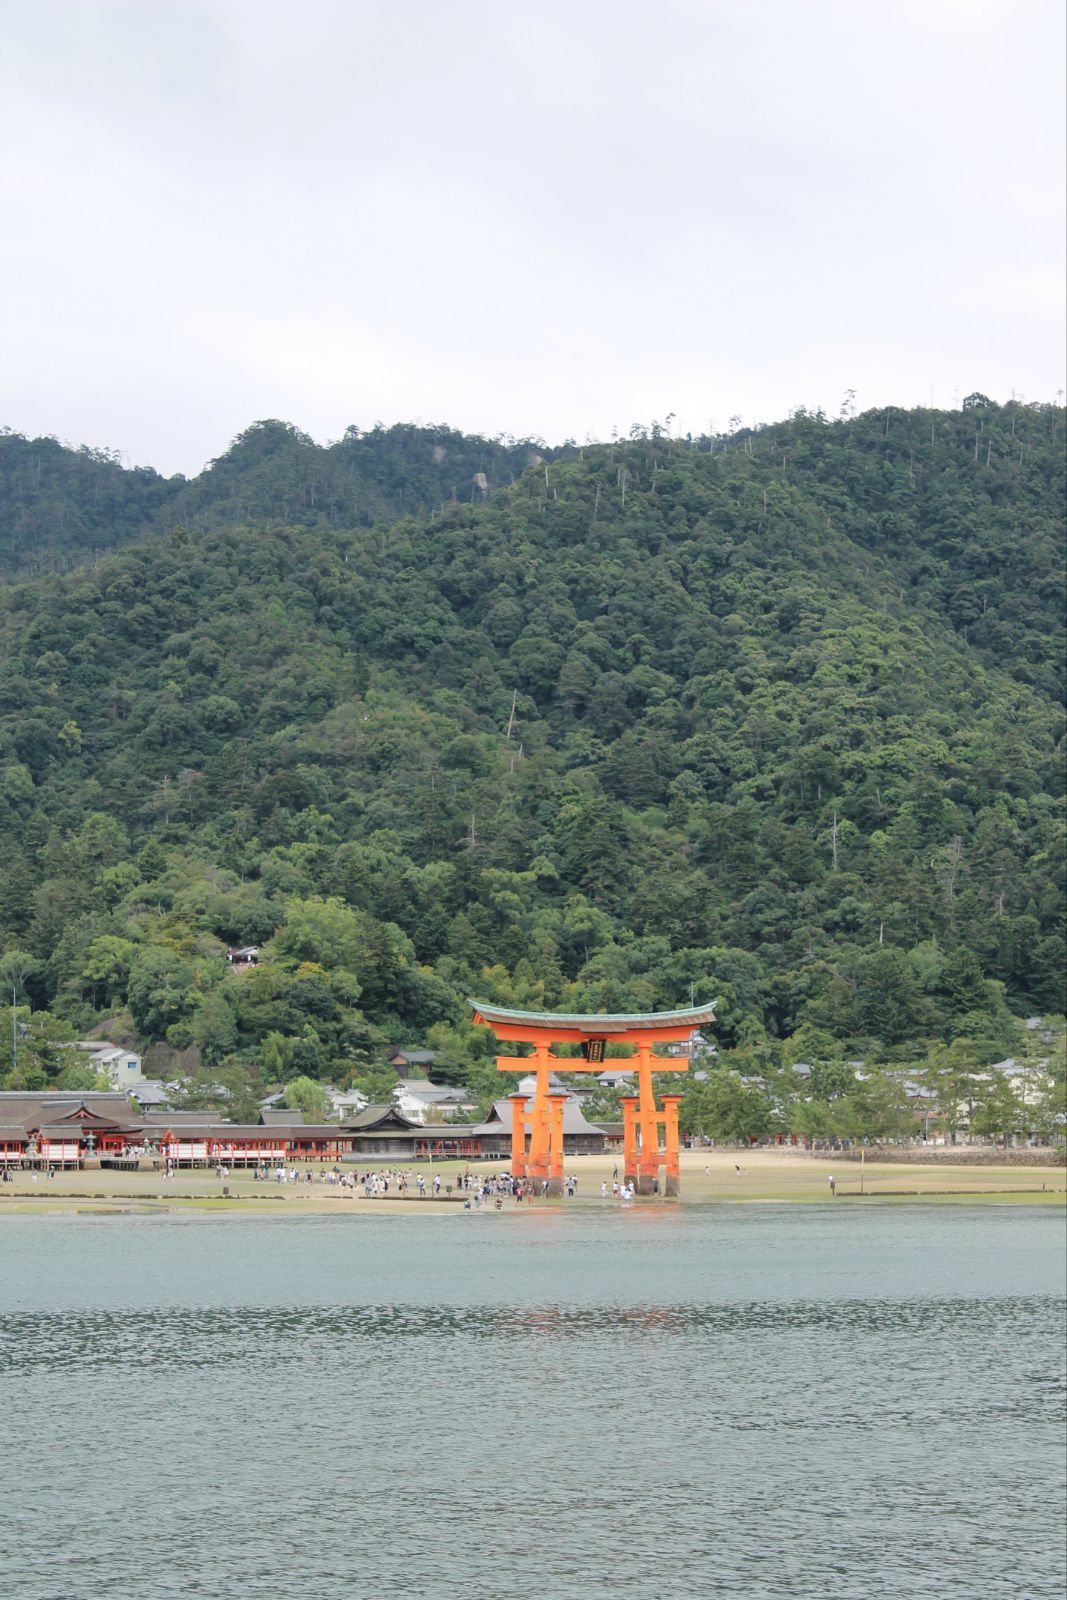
[1,0,1063,473]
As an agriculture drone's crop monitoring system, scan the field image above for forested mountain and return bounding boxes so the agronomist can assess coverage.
[0,422,546,575]
[0,397,1063,1124]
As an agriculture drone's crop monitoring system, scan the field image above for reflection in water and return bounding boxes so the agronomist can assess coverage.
[1,1211,1064,1600]
[1,1294,1063,1370]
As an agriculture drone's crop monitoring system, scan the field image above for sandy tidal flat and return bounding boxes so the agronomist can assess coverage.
[0,1147,1062,1214]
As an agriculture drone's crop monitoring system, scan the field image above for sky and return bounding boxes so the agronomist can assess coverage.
[1,0,1064,478]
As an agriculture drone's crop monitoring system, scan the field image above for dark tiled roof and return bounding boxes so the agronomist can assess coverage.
[468,1098,609,1138]
[341,1105,422,1132]
[0,1095,142,1132]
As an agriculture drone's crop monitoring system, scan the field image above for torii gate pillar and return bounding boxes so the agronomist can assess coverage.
[635,1044,661,1195]
[661,1094,683,1197]
[547,1092,568,1197]
[619,1094,639,1188]
[508,1092,528,1179]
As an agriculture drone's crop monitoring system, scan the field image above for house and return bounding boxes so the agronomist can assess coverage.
[596,1068,635,1090]
[71,1039,144,1087]
[515,1072,571,1097]
[662,1029,714,1060]
[226,946,260,969]
[387,1049,438,1079]
[393,1079,477,1123]
[326,1087,368,1120]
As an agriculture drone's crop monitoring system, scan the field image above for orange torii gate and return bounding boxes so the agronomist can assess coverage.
[469,1001,716,1197]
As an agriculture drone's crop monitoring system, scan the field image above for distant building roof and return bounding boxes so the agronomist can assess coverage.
[130,1080,173,1107]
[0,1096,144,1134]
[142,1111,215,1125]
[342,1104,423,1132]
[0,1091,140,1131]
[469,1097,608,1138]
[389,1049,438,1064]
[397,1080,472,1103]
[260,1108,305,1125]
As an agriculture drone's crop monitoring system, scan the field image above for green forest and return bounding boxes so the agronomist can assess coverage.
[0,397,1064,1138]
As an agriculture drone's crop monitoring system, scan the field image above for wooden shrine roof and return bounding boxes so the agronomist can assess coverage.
[469,1098,610,1137]
[340,1104,422,1133]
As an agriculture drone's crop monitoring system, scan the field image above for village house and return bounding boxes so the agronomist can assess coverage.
[387,1048,439,1078]
[662,1029,715,1061]
[70,1039,144,1087]
[326,1086,369,1119]
[257,1087,368,1122]
[225,946,260,969]
[393,1079,477,1123]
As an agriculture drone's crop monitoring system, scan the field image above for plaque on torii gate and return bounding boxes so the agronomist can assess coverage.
[469,1001,716,1197]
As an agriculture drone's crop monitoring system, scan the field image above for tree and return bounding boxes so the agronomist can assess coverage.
[0,1007,78,1089]
[83,935,140,1007]
[853,947,925,1044]
[281,1074,332,1119]
[127,947,197,1038]
[969,1072,1024,1143]
[921,1038,986,1141]
[681,1072,772,1143]
[0,950,41,1077]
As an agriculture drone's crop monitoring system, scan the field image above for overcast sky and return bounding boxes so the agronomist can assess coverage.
[2,0,1064,477]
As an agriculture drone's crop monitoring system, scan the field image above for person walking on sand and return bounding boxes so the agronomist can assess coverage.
[828,1174,836,1197]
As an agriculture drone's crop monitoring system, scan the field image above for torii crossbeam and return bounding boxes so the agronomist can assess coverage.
[469,1001,716,1197]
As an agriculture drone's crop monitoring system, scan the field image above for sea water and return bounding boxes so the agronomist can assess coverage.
[1,1205,1063,1600]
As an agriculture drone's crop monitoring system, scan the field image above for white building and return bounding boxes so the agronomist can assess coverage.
[71,1040,143,1087]
[327,1086,369,1120]
[393,1079,477,1123]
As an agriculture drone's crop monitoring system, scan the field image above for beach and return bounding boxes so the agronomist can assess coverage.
[0,1145,1062,1215]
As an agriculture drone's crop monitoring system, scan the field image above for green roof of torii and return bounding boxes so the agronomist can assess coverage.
[469,1000,717,1032]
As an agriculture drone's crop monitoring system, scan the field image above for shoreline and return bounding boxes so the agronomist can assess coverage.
[0,1148,1063,1216]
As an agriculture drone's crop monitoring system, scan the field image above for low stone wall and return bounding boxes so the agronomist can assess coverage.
[834,1145,1065,1167]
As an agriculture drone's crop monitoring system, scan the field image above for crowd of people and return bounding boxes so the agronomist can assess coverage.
[216,1162,593,1204]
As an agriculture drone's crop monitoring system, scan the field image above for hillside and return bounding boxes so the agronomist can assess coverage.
[0,422,547,575]
[0,398,1063,1112]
